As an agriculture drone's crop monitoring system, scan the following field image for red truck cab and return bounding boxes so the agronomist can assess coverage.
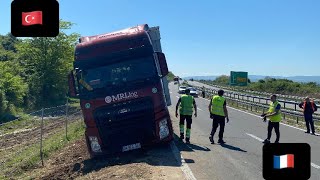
[68,24,173,157]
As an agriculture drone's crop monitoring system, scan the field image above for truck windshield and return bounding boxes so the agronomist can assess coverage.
[78,56,157,92]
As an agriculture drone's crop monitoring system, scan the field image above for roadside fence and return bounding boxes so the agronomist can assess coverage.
[197,81,320,104]
[0,99,83,177]
[192,85,320,123]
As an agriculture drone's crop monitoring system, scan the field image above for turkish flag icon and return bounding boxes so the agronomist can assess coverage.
[22,11,43,26]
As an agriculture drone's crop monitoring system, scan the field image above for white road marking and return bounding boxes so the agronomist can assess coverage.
[182,91,320,170]
[199,97,320,136]
[199,96,320,135]
[311,163,320,169]
[170,142,197,180]
[227,106,320,136]
[170,91,173,94]
[199,97,210,102]
[246,133,264,142]
[246,133,320,170]
[197,108,203,111]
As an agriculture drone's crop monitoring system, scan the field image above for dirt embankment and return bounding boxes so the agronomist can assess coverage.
[25,138,185,180]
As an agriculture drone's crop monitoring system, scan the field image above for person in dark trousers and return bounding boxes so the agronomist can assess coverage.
[176,88,197,144]
[299,97,318,135]
[208,89,229,144]
[202,86,205,98]
[262,94,282,143]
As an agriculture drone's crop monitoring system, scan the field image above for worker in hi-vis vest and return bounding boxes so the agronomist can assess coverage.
[208,89,229,144]
[176,88,197,144]
[299,96,318,135]
[261,94,282,143]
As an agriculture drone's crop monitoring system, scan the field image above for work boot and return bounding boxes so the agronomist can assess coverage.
[185,137,190,144]
[179,133,184,141]
[274,141,279,143]
[218,139,226,144]
[263,139,270,144]
[209,136,214,144]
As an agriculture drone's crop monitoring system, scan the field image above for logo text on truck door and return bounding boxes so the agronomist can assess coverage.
[105,92,138,103]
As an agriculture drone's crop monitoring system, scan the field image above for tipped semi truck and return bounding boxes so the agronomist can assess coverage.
[68,24,173,157]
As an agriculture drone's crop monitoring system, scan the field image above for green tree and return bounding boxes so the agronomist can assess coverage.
[213,75,229,85]
[0,33,20,52]
[167,71,175,81]
[246,78,320,99]
[17,20,80,108]
[0,61,27,120]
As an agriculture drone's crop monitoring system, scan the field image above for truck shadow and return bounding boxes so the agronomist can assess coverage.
[74,133,210,175]
[76,143,181,175]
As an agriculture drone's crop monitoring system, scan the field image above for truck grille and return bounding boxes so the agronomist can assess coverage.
[93,97,155,154]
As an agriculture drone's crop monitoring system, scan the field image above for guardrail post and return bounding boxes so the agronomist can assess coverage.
[294,104,297,111]
[296,116,299,124]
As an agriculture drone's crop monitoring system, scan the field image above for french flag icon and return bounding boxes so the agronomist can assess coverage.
[273,154,294,169]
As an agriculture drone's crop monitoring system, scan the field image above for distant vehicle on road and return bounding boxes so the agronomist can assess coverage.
[173,76,179,85]
[187,87,198,97]
[179,86,187,94]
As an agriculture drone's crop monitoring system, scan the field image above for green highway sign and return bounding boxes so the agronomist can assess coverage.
[230,71,248,86]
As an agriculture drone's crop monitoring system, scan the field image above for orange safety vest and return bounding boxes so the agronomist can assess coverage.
[303,101,315,112]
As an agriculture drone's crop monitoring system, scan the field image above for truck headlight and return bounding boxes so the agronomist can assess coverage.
[159,118,170,140]
[88,136,102,153]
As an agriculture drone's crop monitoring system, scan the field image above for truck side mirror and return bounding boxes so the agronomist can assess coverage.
[68,70,78,98]
[156,52,169,77]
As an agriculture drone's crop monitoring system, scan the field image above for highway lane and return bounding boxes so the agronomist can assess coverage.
[186,81,320,116]
[169,82,320,180]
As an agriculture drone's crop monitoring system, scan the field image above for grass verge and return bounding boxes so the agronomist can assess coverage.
[0,114,40,136]
[0,119,85,179]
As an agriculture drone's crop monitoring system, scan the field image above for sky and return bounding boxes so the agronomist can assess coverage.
[1,0,320,77]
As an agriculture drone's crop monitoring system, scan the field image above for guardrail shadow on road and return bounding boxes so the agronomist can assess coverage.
[220,143,247,153]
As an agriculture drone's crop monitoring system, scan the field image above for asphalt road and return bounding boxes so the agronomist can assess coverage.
[186,81,320,116]
[169,82,320,180]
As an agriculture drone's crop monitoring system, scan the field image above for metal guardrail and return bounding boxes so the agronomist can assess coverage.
[197,81,320,104]
[192,85,320,122]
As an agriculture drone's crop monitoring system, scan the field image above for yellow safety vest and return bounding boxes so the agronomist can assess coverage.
[268,101,282,122]
[210,95,225,117]
[179,95,194,116]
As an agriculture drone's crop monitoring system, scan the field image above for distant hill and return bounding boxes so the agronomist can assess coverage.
[183,76,218,81]
[183,75,320,84]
